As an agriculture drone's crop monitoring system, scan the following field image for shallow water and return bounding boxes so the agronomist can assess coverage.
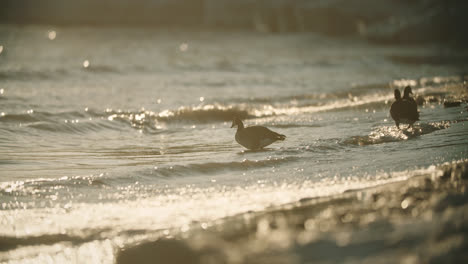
[0,25,467,263]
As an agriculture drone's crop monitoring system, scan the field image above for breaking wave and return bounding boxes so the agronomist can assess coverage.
[0,94,394,134]
[1,75,463,136]
[343,121,452,146]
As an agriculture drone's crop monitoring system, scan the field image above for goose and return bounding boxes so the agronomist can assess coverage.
[231,117,286,150]
[390,88,419,129]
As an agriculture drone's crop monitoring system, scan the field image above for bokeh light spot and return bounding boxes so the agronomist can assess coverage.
[179,43,188,52]
[83,60,90,68]
[48,30,57,40]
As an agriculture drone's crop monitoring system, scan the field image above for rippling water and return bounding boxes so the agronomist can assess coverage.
[0,25,467,263]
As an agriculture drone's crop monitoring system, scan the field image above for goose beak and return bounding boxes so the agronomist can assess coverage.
[230,122,235,128]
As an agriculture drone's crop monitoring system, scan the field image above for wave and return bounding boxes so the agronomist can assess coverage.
[26,120,112,134]
[9,96,387,133]
[148,77,460,121]
[1,75,462,134]
[142,156,299,178]
[82,64,120,74]
[0,95,406,135]
[156,105,252,122]
[0,64,121,81]
[0,110,123,134]
[0,113,42,123]
[0,174,107,198]
[343,121,451,146]
[215,82,392,106]
[0,111,88,122]
[0,157,298,198]
[0,69,69,81]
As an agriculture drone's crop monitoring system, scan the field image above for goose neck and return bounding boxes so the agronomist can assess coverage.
[237,121,244,130]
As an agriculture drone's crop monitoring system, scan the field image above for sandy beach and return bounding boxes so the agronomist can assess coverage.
[118,160,468,264]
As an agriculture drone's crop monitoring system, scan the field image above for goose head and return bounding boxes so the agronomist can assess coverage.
[230,117,244,129]
[403,86,413,98]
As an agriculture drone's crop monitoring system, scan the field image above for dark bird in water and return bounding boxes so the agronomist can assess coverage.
[231,117,286,150]
[390,86,419,129]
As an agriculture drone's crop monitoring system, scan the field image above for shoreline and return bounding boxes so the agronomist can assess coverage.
[118,159,468,264]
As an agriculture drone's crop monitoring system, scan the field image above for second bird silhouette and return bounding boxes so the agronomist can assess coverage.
[390,86,419,129]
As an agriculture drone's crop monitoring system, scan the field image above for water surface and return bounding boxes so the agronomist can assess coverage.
[0,25,467,263]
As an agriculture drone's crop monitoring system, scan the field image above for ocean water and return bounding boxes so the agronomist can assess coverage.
[0,25,467,263]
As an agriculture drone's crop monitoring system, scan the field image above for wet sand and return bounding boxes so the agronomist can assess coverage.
[118,160,468,264]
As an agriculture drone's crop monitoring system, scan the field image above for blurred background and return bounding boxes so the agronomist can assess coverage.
[1,0,467,45]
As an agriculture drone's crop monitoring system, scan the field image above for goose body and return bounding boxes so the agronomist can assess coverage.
[390,86,419,129]
[231,118,285,150]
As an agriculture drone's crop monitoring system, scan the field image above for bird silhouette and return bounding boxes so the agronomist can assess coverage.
[231,117,285,150]
[390,87,419,129]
